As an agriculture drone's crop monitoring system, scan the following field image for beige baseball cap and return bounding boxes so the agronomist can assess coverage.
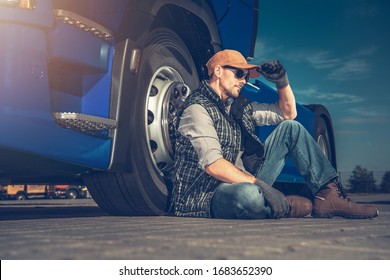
[206,49,261,78]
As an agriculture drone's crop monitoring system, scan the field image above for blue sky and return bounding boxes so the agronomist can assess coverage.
[251,0,390,174]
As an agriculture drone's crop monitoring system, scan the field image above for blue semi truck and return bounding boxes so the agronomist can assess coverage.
[0,0,336,215]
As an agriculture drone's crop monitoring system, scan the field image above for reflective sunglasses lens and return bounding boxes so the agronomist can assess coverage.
[235,69,250,82]
[223,66,250,82]
[235,69,245,79]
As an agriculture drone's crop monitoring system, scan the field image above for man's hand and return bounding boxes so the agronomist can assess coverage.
[257,60,289,89]
[255,179,290,218]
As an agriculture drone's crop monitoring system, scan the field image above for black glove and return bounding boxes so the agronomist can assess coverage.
[255,179,290,219]
[257,60,289,89]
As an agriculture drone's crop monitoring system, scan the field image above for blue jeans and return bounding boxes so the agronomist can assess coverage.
[211,120,337,219]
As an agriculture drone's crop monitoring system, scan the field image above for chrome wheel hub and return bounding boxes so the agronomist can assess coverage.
[146,67,190,177]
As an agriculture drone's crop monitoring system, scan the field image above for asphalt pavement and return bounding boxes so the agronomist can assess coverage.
[0,193,389,260]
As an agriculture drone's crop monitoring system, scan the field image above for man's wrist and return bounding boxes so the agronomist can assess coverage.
[254,178,270,189]
[275,73,289,89]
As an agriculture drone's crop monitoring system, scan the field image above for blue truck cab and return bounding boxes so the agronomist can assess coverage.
[0,0,336,215]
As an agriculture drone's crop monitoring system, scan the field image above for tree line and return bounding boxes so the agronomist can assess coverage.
[347,165,390,193]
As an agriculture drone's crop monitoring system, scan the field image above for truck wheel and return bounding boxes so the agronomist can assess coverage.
[15,193,27,200]
[66,189,78,199]
[85,28,199,215]
[305,104,337,169]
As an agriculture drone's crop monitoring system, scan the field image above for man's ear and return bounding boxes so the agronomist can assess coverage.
[214,65,223,78]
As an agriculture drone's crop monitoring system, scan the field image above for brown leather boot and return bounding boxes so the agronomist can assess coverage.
[285,195,313,218]
[312,181,379,219]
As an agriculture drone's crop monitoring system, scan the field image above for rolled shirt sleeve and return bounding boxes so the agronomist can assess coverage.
[251,102,285,126]
[178,104,223,169]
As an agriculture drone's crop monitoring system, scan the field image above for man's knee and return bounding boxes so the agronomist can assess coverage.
[280,119,302,130]
[212,183,271,219]
[234,183,268,215]
[278,120,308,138]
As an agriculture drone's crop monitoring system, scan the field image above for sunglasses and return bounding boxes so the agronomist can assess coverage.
[222,66,250,82]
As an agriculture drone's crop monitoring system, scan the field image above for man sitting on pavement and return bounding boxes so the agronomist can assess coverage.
[169,49,379,220]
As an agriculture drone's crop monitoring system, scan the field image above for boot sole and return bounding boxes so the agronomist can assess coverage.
[312,209,379,219]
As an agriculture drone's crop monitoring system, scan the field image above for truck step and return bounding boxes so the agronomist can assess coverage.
[54,9,113,42]
[53,112,117,137]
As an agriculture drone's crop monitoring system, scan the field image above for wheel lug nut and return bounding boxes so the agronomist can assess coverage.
[182,86,188,96]
[150,85,158,96]
[174,88,180,98]
[169,103,175,113]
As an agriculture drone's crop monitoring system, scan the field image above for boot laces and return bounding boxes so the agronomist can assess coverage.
[333,181,351,202]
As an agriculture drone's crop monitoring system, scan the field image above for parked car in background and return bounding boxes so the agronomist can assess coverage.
[0,0,336,215]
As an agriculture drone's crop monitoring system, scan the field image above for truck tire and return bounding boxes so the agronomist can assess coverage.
[66,189,78,199]
[305,104,337,169]
[85,28,199,216]
[15,193,27,200]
